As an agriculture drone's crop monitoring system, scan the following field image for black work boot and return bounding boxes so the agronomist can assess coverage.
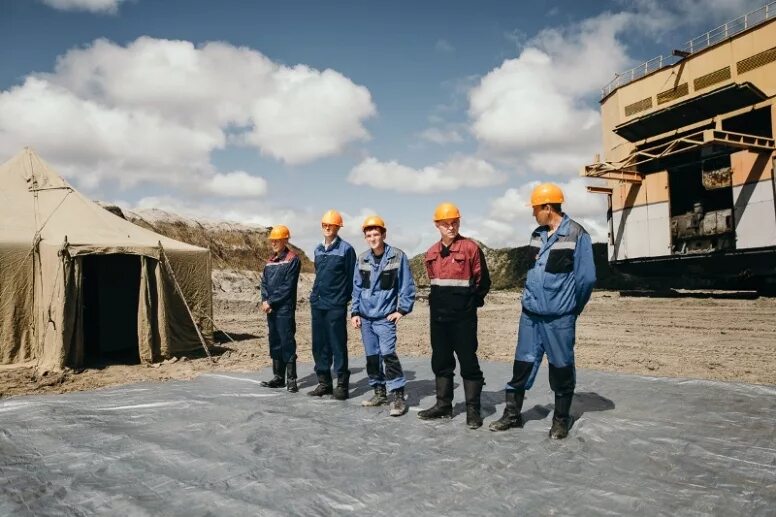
[285,359,298,393]
[489,390,525,431]
[549,392,574,439]
[418,377,453,420]
[389,388,407,417]
[308,373,333,397]
[463,379,484,429]
[361,385,388,407]
[260,359,285,388]
[333,372,350,400]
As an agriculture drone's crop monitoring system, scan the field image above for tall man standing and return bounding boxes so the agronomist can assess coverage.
[259,225,302,392]
[418,203,491,429]
[351,215,416,417]
[489,183,596,439]
[309,210,357,400]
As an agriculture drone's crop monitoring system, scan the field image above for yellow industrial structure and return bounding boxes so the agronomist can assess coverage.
[584,2,776,289]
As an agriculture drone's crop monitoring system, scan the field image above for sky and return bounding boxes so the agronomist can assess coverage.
[0,0,766,257]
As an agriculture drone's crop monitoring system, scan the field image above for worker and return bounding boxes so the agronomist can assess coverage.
[489,183,596,439]
[259,225,302,392]
[418,203,491,429]
[309,209,357,400]
[350,215,416,417]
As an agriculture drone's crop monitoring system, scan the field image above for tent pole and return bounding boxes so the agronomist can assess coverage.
[158,242,215,363]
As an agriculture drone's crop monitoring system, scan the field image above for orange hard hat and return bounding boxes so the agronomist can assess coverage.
[321,209,344,227]
[433,202,461,222]
[362,215,386,231]
[530,183,565,206]
[268,225,290,240]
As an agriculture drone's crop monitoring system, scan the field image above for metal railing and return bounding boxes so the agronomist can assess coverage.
[601,2,776,98]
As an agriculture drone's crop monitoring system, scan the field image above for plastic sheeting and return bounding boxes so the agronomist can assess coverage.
[1,359,774,516]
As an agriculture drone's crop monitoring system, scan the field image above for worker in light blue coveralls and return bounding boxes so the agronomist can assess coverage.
[259,225,302,392]
[350,215,416,417]
[309,210,357,400]
[489,183,596,439]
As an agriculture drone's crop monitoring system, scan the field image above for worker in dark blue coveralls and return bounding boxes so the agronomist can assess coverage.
[350,215,416,417]
[260,225,302,392]
[490,183,596,439]
[309,210,357,400]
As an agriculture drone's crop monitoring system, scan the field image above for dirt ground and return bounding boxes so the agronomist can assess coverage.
[1,269,775,398]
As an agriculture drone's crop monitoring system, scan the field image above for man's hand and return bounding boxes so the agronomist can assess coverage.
[261,301,272,314]
[351,315,361,329]
[386,312,403,323]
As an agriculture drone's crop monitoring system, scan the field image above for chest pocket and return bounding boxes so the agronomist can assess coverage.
[379,269,397,290]
[545,247,574,274]
[359,268,371,289]
[451,252,467,273]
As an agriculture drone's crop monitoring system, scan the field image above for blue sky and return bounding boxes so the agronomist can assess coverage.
[0,0,765,256]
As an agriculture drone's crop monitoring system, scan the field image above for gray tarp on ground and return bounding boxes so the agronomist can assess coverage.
[1,359,774,516]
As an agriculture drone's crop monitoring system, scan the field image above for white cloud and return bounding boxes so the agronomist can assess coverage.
[348,155,506,193]
[0,37,375,190]
[468,13,630,173]
[202,171,268,198]
[419,127,464,145]
[41,0,126,14]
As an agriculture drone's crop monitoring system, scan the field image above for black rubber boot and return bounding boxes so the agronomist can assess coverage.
[333,372,350,400]
[389,388,407,417]
[463,379,484,429]
[285,358,298,393]
[361,385,388,407]
[260,359,285,388]
[418,376,453,420]
[308,373,333,397]
[549,392,574,440]
[489,389,525,431]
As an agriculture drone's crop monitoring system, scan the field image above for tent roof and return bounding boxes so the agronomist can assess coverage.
[0,148,206,255]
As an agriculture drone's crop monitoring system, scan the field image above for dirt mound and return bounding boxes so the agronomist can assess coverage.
[100,204,313,273]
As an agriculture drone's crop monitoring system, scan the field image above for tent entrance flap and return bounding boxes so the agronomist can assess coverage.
[81,254,141,365]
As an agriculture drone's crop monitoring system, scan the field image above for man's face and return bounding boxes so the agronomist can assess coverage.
[533,205,550,226]
[321,223,340,240]
[364,228,385,251]
[269,238,287,254]
[435,218,460,240]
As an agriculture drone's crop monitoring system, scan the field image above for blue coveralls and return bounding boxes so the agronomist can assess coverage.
[310,237,357,380]
[260,249,301,363]
[507,215,596,396]
[351,244,416,392]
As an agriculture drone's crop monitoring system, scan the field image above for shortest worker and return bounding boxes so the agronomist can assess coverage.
[350,215,416,416]
[260,225,302,392]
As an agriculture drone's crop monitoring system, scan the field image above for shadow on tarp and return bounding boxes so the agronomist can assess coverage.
[0,359,773,516]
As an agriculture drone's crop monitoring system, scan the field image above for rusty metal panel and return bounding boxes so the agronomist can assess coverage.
[702,166,733,189]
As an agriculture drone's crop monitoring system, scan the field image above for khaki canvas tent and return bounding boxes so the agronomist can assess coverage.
[0,148,213,372]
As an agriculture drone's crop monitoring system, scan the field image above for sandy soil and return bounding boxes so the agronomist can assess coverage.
[1,269,775,398]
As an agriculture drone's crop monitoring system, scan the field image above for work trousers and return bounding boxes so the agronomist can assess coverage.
[267,308,297,363]
[311,307,349,378]
[506,311,576,395]
[430,314,484,382]
[360,317,405,392]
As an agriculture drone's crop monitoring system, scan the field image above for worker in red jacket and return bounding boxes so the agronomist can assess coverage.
[418,203,491,429]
